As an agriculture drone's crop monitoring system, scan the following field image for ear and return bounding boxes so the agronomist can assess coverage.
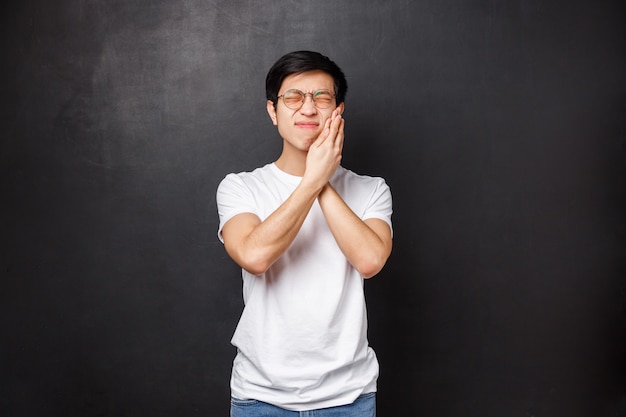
[266,100,278,126]
[337,102,345,116]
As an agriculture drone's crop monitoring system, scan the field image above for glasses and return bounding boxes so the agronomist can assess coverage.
[277,89,336,110]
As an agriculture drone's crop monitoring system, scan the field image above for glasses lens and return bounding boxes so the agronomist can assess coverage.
[282,90,305,109]
[313,90,334,109]
[280,89,336,109]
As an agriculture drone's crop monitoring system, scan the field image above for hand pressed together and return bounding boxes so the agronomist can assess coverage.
[303,108,345,191]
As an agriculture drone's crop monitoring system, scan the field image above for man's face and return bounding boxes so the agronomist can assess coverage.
[267,70,344,153]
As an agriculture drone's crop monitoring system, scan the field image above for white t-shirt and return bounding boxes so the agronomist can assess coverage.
[216,163,393,411]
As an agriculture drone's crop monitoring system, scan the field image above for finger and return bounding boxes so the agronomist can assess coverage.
[326,112,342,145]
[335,118,345,151]
[321,113,339,145]
[314,118,332,147]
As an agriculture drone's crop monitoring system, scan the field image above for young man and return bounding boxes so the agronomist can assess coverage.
[216,51,393,416]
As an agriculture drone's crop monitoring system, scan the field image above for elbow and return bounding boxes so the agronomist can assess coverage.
[354,244,392,279]
[226,243,273,276]
[355,255,388,279]
[238,250,273,276]
[242,262,270,276]
[359,264,383,279]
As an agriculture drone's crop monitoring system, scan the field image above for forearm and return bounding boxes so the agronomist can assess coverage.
[317,184,392,278]
[224,180,323,275]
[224,109,345,275]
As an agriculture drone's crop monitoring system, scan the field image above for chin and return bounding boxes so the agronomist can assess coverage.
[294,135,315,148]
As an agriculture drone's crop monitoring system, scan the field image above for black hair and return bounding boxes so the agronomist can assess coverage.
[265,51,348,107]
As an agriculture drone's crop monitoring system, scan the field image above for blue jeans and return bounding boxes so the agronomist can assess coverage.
[230,392,376,417]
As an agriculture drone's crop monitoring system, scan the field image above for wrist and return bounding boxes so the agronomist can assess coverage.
[317,183,335,201]
[298,176,327,197]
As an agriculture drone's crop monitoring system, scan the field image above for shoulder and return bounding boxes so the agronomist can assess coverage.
[333,166,390,190]
[218,164,274,188]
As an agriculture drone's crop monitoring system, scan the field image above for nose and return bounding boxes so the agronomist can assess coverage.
[299,95,317,114]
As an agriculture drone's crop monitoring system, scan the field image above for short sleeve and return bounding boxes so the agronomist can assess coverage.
[363,179,393,237]
[216,173,258,243]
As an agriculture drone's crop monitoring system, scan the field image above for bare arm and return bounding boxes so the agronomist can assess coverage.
[221,181,322,275]
[221,110,345,275]
[317,184,393,278]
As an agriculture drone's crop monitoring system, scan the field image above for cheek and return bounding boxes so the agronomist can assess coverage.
[320,112,333,125]
[275,110,296,126]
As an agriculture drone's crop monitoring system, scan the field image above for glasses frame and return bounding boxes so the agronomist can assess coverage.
[277,89,337,110]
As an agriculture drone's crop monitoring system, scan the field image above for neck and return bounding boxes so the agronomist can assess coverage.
[274,146,307,177]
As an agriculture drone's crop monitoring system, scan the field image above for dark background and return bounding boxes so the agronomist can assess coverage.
[2,0,624,416]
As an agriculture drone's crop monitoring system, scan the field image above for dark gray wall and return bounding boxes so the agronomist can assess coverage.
[2,0,624,416]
